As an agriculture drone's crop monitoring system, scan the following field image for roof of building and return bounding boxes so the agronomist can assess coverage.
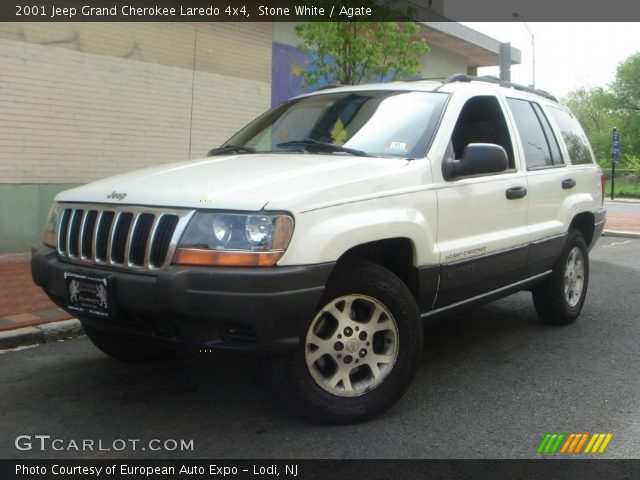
[421,22,521,68]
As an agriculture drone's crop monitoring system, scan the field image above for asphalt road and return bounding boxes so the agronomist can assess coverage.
[1,238,639,460]
[605,200,640,215]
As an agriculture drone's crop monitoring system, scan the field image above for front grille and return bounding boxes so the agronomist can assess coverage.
[56,203,194,270]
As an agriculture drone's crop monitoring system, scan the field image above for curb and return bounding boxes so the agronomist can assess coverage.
[602,230,640,239]
[604,198,640,204]
[0,319,84,351]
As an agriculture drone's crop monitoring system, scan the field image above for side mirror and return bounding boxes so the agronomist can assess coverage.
[443,143,508,180]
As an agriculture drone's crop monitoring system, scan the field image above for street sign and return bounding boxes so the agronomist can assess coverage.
[611,128,619,199]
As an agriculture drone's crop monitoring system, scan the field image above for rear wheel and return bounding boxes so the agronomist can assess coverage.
[532,229,589,325]
[277,261,423,424]
[81,320,175,362]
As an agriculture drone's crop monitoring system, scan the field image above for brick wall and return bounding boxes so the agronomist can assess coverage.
[0,22,272,184]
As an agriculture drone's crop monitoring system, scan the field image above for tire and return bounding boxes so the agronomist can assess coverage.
[532,229,589,325]
[81,320,175,362]
[276,261,423,424]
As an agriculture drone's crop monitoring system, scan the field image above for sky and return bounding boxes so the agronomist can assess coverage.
[460,23,640,99]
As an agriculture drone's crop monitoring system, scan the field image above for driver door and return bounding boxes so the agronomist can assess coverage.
[434,93,529,307]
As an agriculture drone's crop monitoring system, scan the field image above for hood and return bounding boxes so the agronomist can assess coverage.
[56,153,415,213]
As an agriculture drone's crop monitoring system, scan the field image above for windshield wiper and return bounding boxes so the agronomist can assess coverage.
[276,139,369,157]
[207,145,256,156]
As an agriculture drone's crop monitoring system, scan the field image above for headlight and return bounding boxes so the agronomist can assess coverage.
[42,203,60,248]
[174,212,294,267]
[212,216,232,244]
[245,215,273,246]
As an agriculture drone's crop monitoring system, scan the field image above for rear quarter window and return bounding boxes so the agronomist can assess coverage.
[547,106,595,165]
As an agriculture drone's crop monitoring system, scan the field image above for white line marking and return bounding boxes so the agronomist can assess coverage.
[602,240,632,248]
[0,343,39,355]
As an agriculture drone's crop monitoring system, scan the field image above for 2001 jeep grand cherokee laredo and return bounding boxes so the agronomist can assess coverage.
[33,75,606,424]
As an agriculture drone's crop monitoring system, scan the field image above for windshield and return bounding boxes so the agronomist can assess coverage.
[223,90,448,158]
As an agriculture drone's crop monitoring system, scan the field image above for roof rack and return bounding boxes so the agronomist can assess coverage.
[439,74,558,102]
[310,83,342,92]
[402,77,447,82]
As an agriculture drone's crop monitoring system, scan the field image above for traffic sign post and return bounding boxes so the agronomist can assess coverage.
[611,128,619,200]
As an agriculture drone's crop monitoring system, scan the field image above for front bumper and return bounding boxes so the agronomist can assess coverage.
[32,246,334,352]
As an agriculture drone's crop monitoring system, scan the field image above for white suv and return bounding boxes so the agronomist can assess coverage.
[33,75,606,424]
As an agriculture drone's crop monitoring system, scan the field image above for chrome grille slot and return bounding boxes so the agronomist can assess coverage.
[81,210,98,259]
[95,211,114,262]
[57,209,72,256]
[67,209,84,258]
[129,213,154,266]
[111,213,134,264]
[150,215,179,268]
[55,203,194,272]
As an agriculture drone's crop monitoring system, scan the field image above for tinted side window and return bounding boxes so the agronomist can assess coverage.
[532,103,563,165]
[450,96,515,168]
[507,98,554,169]
[547,106,595,165]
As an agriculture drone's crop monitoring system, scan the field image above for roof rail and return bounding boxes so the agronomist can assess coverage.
[311,83,342,92]
[440,74,558,102]
[402,77,447,82]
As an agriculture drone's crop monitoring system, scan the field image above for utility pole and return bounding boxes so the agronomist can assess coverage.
[524,23,535,88]
[512,13,535,88]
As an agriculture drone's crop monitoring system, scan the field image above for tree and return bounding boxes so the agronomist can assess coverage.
[610,53,640,159]
[564,87,618,162]
[295,22,429,87]
[564,87,615,134]
[611,52,640,113]
[562,52,640,166]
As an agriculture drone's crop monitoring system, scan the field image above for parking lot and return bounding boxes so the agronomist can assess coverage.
[1,237,639,459]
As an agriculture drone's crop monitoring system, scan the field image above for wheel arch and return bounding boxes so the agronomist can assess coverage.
[332,237,425,308]
[569,211,595,246]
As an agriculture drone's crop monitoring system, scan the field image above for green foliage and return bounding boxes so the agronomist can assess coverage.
[564,87,615,134]
[295,22,428,86]
[564,52,640,167]
[611,53,640,113]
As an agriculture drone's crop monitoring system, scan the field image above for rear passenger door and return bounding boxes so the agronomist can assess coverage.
[505,97,570,276]
[546,105,602,212]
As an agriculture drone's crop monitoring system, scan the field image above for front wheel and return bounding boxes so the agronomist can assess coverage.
[532,229,589,325]
[277,261,423,424]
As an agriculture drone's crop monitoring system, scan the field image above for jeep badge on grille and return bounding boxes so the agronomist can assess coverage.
[106,191,127,201]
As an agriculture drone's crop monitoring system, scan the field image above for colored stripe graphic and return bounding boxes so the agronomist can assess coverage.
[538,433,613,454]
[584,433,613,454]
[537,433,552,454]
[560,433,575,453]
[598,433,613,453]
[584,434,598,453]
[537,433,565,454]
[574,433,589,453]
[550,433,565,453]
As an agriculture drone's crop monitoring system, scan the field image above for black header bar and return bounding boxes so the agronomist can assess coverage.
[2,0,640,22]
[2,459,640,480]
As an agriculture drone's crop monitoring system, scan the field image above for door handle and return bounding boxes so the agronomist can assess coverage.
[506,186,527,199]
[562,178,576,189]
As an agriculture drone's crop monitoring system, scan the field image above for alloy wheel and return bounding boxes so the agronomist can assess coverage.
[305,294,399,397]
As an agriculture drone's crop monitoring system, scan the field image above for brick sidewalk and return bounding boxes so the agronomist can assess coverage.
[0,211,638,333]
[604,213,640,233]
[0,254,70,332]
